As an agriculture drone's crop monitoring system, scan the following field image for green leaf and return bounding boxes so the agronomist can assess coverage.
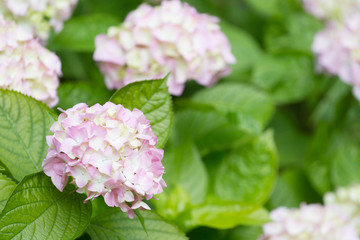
[48,14,120,52]
[184,83,274,134]
[252,55,314,104]
[219,21,263,78]
[228,226,263,240]
[0,90,56,181]
[306,116,360,194]
[110,78,173,148]
[86,209,188,240]
[243,0,278,16]
[267,168,321,209]
[0,173,92,239]
[190,205,269,229]
[57,82,112,110]
[134,210,148,235]
[213,131,277,205]
[0,173,16,213]
[268,110,310,167]
[265,13,322,55]
[162,139,208,205]
[169,110,254,156]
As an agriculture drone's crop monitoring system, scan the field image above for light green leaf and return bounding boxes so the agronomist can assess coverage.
[0,173,92,239]
[190,205,269,229]
[252,55,314,104]
[0,173,16,213]
[0,90,56,181]
[187,83,274,134]
[87,209,188,240]
[162,139,208,205]
[214,131,277,205]
[219,21,263,77]
[48,14,120,52]
[110,78,173,148]
[243,0,278,16]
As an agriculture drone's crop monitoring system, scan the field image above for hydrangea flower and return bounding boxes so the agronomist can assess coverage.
[93,0,235,96]
[260,204,359,240]
[0,0,78,41]
[0,16,60,107]
[302,0,360,22]
[42,102,166,218]
[312,14,360,101]
[325,185,360,231]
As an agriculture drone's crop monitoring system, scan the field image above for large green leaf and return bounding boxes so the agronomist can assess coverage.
[213,131,277,205]
[0,173,92,239]
[48,14,120,52]
[87,208,187,240]
[163,139,208,205]
[110,78,173,148]
[0,173,16,213]
[0,90,56,181]
[179,83,274,135]
[252,55,314,104]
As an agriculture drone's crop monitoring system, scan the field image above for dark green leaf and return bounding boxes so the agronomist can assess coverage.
[57,82,112,110]
[0,173,92,239]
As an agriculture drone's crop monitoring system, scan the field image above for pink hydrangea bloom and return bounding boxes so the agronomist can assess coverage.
[312,14,360,101]
[0,0,78,40]
[93,0,236,96]
[42,102,166,218]
[325,185,360,231]
[0,16,60,107]
[260,203,359,240]
[302,0,360,21]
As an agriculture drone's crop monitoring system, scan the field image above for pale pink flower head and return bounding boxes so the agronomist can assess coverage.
[0,0,78,41]
[302,0,360,22]
[259,203,359,240]
[324,185,360,231]
[312,14,360,101]
[42,102,166,218]
[0,16,60,107]
[93,0,236,96]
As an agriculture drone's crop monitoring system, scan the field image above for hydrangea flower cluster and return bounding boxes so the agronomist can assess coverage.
[325,184,360,230]
[93,0,235,96]
[42,102,166,218]
[260,204,359,240]
[302,0,360,101]
[302,0,360,21]
[0,0,78,41]
[0,16,60,107]
[312,14,360,100]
